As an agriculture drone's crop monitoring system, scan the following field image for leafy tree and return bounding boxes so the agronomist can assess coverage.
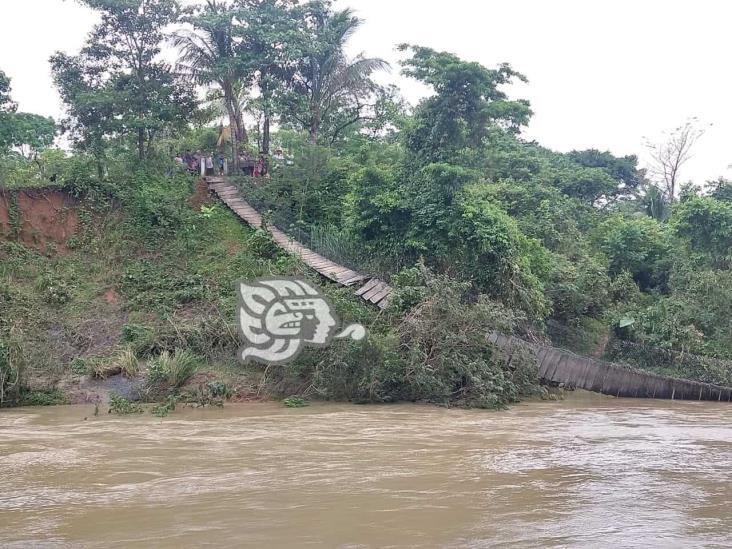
[706,177,732,203]
[174,0,248,169]
[567,149,646,199]
[345,165,409,251]
[632,267,732,359]
[51,0,196,162]
[672,196,732,269]
[284,2,389,144]
[399,45,531,165]
[0,70,56,155]
[0,113,56,157]
[639,183,671,221]
[454,184,551,317]
[238,0,304,154]
[484,179,587,253]
[0,70,17,113]
[545,164,618,205]
[596,215,670,290]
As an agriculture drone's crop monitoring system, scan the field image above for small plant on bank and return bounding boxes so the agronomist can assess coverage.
[115,348,140,377]
[283,395,309,408]
[69,358,89,376]
[151,395,179,417]
[89,360,112,379]
[148,349,199,388]
[34,272,71,305]
[108,392,143,415]
[179,382,226,408]
[247,228,281,259]
[121,323,156,356]
[0,338,23,405]
[19,389,68,406]
[206,380,234,399]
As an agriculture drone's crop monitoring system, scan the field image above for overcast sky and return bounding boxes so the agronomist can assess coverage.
[2,0,730,184]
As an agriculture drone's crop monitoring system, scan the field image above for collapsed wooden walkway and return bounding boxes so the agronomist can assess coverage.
[206,177,392,309]
[490,333,732,402]
[208,175,732,401]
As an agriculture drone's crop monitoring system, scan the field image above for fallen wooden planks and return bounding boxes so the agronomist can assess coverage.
[489,332,732,402]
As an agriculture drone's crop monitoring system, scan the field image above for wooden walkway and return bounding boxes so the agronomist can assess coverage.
[490,333,732,401]
[206,177,392,309]
[207,176,732,401]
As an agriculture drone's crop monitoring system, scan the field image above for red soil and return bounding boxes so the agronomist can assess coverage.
[0,188,79,253]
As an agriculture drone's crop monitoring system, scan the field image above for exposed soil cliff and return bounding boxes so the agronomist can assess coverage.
[0,188,79,253]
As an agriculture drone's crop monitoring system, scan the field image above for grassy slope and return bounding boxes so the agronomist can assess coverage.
[0,187,377,406]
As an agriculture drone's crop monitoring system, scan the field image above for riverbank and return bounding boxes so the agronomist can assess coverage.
[1,182,545,411]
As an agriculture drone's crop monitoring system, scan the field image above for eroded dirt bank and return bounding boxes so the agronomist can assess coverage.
[0,188,79,253]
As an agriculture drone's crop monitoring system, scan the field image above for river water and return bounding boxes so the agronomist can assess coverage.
[1,394,730,548]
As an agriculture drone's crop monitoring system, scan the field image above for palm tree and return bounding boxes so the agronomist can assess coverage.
[173,0,247,170]
[293,7,389,144]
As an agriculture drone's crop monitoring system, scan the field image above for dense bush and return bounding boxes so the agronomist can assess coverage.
[297,270,541,408]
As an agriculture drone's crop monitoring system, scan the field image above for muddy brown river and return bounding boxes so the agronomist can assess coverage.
[0,394,730,548]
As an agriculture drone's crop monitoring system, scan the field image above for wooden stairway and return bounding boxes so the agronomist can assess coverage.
[206,177,732,401]
[206,177,392,309]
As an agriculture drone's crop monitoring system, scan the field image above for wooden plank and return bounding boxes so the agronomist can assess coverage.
[340,273,367,286]
[233,207,260,218]
[302,260,330,270]
[301,251,327,261]
[225,200,247,208]
[362,281,387,301]
[355,278,380,296]
[335,270,361,283]
[308,259,336,270]
[369,285,391,304]
[324,266,350,277]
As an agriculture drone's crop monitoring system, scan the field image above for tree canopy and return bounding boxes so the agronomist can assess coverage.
[0,70,56,156]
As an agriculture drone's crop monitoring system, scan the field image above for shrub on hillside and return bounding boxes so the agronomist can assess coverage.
[298,269,540,408]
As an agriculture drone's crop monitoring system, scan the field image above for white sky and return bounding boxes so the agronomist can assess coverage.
[2,0,731,184]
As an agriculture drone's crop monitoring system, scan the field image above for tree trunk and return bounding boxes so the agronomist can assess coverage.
[229,110,239,174]
[309,101,321,145]
[263,115,271,155]
[224,90,239,173]
[138,128,145,161]
[309,112,320,145]
[234,101,247,145]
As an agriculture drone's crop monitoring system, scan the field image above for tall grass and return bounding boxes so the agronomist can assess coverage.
[148,349,199,388]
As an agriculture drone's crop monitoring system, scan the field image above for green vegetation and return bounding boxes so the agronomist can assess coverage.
[148,350,200,388]
[1,0,730,411]
[151,395,179,417]
[108,393,144,415]
[283,396,309,408]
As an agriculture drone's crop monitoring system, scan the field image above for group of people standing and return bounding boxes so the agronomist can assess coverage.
[175,149,286,178]
[175,151,225,176]
[238,151,267,178]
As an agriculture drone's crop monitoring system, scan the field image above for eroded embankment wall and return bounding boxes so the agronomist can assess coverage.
[0,188,79,253]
